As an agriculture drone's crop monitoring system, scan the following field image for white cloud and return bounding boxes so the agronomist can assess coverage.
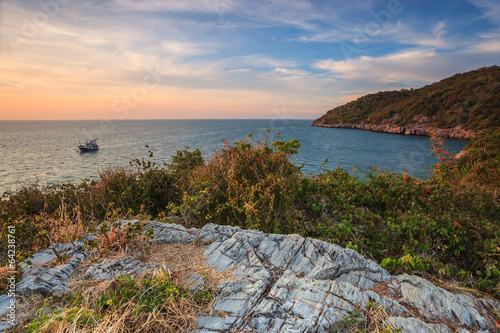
[471,40,500,53]
[297,28,354,43]
[313,39,500,92]
[270,67,309,76]
[161,40,216,56]
[111,0,241,14]
[313,49,450,85]
[298,20,452,49]
[380,21,451,48]
[1,0,499,119]
[469,0,500,25]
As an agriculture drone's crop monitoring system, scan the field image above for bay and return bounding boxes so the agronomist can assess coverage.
[0,119,468,193]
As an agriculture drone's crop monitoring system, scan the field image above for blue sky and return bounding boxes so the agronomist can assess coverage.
[1,0,499,119]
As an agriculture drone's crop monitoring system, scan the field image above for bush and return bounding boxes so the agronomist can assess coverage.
[458,130,500,190]
[173,131,304,233]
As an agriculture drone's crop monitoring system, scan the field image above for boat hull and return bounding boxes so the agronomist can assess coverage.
[78,138,99,152]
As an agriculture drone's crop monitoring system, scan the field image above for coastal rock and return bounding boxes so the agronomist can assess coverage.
[6,221,499,333]
[0,322,13,333]
[16,240,90,297]
[83,257,165,282]
[0,295,14,319]
[193,223,499,333]
[311,122,477,139]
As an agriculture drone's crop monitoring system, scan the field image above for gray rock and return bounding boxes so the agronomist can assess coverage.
[194,225,499,333]
[187,273,205,293]
[16,240,90,296]
[149,221,197,244]
[388,316,452,333]
[83,257,164,282]
[9,220,499,333]
[0,321,15,333]
[0,295,15,319]
[17,256,82,296]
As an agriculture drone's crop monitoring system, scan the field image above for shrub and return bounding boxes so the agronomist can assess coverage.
[458,130,500,191]
[174,131,304,233]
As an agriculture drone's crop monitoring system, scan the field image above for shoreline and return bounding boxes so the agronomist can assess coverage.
[310,122,476,140]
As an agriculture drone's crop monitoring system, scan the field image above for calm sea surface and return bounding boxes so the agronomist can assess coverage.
[0,119,468,193]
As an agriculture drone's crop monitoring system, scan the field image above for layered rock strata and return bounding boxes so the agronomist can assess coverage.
[1,221,498,333]
[311,122,476,139]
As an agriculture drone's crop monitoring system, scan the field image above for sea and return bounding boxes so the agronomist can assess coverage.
[0,119,469,193]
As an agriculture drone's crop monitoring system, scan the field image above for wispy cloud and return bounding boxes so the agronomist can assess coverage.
[313,38,499,91]
[313,49,449,86]
[385,21,450,48]
[298,20,452,49]
[468,0,500,25]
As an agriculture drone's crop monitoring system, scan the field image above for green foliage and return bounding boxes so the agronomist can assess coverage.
[97,274,189,312]
[172,131,304,233]
[329,309,365,332]
[457,129,500,190]
[167,146,204,179]
[303,159,499,296]
[314,66,500,131]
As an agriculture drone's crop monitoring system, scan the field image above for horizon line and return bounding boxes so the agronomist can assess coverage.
[0,118,316,121]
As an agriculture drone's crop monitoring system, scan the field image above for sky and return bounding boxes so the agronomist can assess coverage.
[0,0,499,120]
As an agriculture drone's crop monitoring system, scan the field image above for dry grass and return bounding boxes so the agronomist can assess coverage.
[147,243,233,292]
[329,302,402,333]
[10,242,232,333]
[0,266,16,289]
[364,304,399,333]
[12,294,45,324]
[99,228,125,248]
[52,223,87,244]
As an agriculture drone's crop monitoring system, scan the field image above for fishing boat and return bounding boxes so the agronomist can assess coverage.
[78,139,99,152]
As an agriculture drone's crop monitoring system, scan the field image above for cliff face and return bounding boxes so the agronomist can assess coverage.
[311,122,477,139]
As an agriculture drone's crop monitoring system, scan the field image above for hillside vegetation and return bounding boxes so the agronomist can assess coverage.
[313,66,500,131]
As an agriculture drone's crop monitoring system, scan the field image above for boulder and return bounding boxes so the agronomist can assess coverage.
[194,223,499,333]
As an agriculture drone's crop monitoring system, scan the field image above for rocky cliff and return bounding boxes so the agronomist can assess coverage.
[311,121,477,139]
[1,221,499,333]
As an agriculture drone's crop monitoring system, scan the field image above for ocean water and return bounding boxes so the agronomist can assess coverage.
[0,119,468,193]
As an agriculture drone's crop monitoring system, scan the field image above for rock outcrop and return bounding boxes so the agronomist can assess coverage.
[1,221,498,333]
[311,122,476,140]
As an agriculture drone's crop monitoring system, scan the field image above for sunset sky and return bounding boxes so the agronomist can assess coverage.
[1,0,499,120]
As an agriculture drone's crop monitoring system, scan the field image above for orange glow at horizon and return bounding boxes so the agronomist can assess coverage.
[0,86,324,120]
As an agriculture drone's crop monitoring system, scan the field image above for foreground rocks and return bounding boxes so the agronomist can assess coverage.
[1,221,499,332]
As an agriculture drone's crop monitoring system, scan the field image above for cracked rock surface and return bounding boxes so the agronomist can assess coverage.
[2,221,499,333]
[189,223,499,333]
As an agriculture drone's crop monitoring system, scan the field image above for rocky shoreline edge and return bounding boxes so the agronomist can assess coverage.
[311,122,477,140]
[1,220,499,333]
